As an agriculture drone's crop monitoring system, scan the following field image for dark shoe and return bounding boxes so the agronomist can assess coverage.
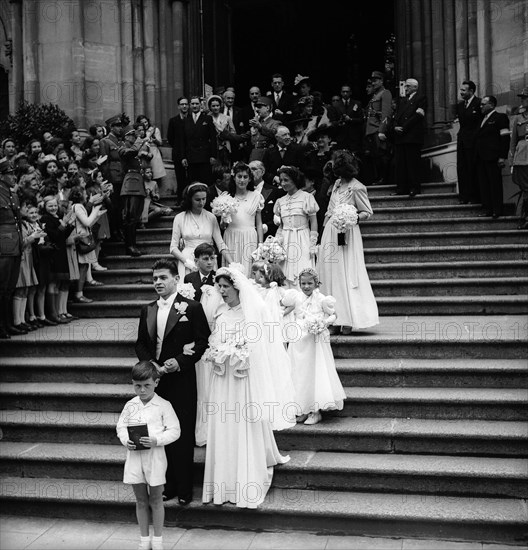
[7,324,28,335]
[49,315,69,324]
[63,313,79,321]
[178,497,192,506]
[40,317,58,326]
[162,492,177,502]
[126,246,142,257]
[409,190,420,197]
[19,322,36,331]
[0,327,11,339]
[327,325,340,335]
[390,192,406,196]
[59,314,72,323]
[72,295,93,304]
[28,319,43,328]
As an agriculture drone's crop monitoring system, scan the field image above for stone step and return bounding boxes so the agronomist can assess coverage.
[91,260,528,285]
[2,357,526,389]
[1,383,526,421]
[359,216,519,234]
[369,193,468,208]
[4,316,526,359]
[107,230,528,257]
[67,294,528,317]
[137,216,520,242]
[0,476,525,542]
[100,245,528,271]
[1,443,526,499]
[364,204,487,220]
[366,260,528,280]
[1,411,526,457]
[82,278,528,301]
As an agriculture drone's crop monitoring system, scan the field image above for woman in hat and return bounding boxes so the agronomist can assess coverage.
[294,74,312,106]
[0,138,17,170]
[207,95,236,166]
[510,88,528,230]
[136,115,166,183]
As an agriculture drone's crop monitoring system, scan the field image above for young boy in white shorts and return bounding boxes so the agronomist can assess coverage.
[117,361,180,550]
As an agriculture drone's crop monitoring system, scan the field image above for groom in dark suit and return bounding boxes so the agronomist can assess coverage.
[135,258,210,505]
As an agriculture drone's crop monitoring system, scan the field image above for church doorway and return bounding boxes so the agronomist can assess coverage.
[214,0,395,106]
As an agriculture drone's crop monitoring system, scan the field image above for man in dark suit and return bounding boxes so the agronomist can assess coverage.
[262,125,305,185]
[249,160,284,237]
[183,243,216,301]
[328,84,364,153]
[474,95,510,218]
[135,258,210,505]
[167,97,189,203]
[181,96,217,185]
[392,78,427,197]
[221,90,246,163]
[269,73,295,122]
[239,86,262,134]
[455,81,482,204]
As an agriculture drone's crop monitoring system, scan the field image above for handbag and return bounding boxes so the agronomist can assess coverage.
[76,229,96,255]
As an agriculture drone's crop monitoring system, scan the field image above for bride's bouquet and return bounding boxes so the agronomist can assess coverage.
[203,334,250,375]
[211,193,238,224]
[251,235,286,264]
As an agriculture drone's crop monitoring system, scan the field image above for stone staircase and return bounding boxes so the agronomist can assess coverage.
[0,180,527,545]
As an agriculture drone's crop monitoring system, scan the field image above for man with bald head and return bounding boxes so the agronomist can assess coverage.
[392,78,427,197]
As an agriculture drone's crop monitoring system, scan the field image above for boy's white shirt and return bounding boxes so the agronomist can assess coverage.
[116,393,180,447]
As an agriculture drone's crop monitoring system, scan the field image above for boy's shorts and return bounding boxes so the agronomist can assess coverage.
[123,447,167,487]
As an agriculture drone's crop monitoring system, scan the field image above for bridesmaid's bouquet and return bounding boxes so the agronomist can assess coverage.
[331,204,358,245]
[251,235,286,264]
[303,314,328,335]
[211,193,238,224]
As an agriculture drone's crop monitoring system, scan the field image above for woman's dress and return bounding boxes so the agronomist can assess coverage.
[202,304,290,509]
[169,210,227,280]
[317,178,379,329]
[223,191,263,276]
[147,126,167,180]
[274,190,319,285]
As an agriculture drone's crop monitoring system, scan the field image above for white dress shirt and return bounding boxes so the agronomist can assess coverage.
[156,291,178,360]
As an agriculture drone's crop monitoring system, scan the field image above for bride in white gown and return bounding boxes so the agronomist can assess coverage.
[201,265,296,509]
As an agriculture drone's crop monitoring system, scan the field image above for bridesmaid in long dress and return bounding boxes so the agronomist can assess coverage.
[223,162,264,276]
[170,183,233,280]
[317,150,379,335]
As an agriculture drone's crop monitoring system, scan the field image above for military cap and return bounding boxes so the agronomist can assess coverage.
[0,158,14,174]
[371,71,384,80]
[255,96,272,107]
[517,87,528,98]
[105,114,124,127]
[124,126,136,137]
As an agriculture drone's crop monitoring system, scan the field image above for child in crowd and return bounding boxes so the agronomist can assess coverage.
[117,361,180,550]
[282,267,346,425]
[12,202,45,330]
[183,242,217,302]
[140,166,172,228]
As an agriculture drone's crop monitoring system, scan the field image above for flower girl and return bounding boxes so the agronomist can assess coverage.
[282,268,346,425]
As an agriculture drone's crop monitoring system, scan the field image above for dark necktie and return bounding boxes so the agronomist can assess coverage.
[464,101,468,109]
[279,148,285,158]
[201,276,208,284]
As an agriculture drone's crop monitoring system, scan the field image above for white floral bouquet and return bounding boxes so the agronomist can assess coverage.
[251,235,286,264]
[203,335,250,375]
[303,314,328,335]
[211,193,238,224]
[176,282,196,300]
[331,203,358,233]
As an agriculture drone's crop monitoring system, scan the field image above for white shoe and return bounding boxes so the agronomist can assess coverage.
[137,541,151,550]
[151,537,163,550]
[304,411,322,425]
[92,262,108,271]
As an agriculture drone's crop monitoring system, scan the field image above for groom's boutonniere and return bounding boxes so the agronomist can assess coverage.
[174,302,189,315]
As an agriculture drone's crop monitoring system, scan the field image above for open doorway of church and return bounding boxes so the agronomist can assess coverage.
[206,0,395,106]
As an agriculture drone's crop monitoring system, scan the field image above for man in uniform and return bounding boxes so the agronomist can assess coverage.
[365,70,393,184]
[0,159,23,339]
[99,114,127,241]
[248,96,280,162]
[474,96,510,218]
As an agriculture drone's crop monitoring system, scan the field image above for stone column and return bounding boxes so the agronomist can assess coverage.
[455,0,469,83]
[142,0,156,120]
[443,0,457,120]
[10,0,24,111]
[22,0,39,103]
[158,0,171,129]
[131,0,144,116]
[120,0,134,117]
[476,0,492,95]
[171,1,185,98]
[467,0,480,88]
